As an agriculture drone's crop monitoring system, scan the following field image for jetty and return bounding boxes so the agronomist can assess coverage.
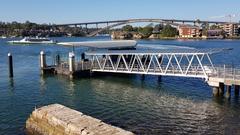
[39,40,240,97]
[26,104,134,135]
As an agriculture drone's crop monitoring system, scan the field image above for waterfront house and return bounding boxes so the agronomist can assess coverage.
[178,25,201,38]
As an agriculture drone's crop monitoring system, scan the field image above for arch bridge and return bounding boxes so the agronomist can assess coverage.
[87,19,183,37]
[54,18,234,37]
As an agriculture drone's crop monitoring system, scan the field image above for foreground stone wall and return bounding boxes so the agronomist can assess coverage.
[26,104,134,135]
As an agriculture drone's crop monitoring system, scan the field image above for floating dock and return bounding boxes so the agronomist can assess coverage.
[26,104,134,135]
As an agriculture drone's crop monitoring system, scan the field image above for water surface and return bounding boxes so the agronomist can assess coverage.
[0,37,240,135]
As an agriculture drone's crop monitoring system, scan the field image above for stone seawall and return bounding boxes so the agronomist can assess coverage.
[26,104,134,135]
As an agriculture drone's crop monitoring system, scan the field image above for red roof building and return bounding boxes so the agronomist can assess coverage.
[178,25,201,38]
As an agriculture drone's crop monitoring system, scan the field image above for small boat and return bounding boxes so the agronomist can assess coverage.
[8,37,56,44]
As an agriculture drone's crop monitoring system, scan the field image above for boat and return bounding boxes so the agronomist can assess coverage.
[8,37,56,44]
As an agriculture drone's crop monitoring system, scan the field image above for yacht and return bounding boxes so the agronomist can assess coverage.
[8,37,56,44]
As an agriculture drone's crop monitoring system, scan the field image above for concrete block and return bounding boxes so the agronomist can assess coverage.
[26,104,134,135]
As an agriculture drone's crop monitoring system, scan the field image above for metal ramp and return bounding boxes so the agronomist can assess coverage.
[85,48,227,80]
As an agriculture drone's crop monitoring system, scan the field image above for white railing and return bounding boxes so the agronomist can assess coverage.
[209,65,240,80]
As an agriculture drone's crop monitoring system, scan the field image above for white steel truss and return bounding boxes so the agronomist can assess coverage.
[88,52,216,80]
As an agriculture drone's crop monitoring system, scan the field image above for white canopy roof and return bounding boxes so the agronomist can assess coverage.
[85,48,230,55]
[57,40,137,49]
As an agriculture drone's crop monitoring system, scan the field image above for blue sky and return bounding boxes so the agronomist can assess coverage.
[0,0,239,24]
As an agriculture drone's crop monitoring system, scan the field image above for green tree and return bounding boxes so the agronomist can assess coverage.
[138,26,153,37]
[153,24,163,33]
[160,24,178,37]
[122,25,133,32]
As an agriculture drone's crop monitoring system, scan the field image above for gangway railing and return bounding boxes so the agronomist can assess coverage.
[86,49,219,80]
[209,65,240,80]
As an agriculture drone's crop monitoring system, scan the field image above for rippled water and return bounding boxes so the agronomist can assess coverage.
[0,37,240,135]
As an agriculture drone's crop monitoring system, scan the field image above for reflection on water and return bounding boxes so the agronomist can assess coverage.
[36,74,240,134]
[8,78,15,92]
[1,38,240,134]
[87,77,221,134]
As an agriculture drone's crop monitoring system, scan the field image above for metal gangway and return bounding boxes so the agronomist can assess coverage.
[85,49,225,79]
[84,48,240,88]
[41,45,240,96]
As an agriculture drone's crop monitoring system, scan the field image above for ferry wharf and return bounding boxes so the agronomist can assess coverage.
[39,40,240,98]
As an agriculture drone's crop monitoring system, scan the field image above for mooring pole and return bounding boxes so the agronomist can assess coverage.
[69,52,75,73]
[40,51,46,75]
[40,51,46,69]
[8,53,13,78]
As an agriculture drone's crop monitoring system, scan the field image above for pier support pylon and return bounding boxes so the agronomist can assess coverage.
[225,85,231,98]
[158,76,162,82]
[234,85,239,95]
[141,74,145,80]
[40,51,46,75]
[212,87,219,96]
[69,52,75,78]
[219,83,225,96]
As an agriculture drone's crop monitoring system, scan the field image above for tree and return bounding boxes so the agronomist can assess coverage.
[210,24,221,30]
[138,26,153,37]
[201,22,209,30]
[133,27,138,32]
[160,24,178,37]
[122,25,133,32]
[153,24,163,33]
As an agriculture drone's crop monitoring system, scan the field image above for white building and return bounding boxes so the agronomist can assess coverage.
[220,23,239,36]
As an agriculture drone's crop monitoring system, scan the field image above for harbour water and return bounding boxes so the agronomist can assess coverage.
[0,37,240,134]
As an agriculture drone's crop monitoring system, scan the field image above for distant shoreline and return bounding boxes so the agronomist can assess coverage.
[3,35,239,40]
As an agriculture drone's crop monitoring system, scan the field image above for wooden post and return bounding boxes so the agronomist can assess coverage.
[69,52,75,73]
[40,51,46,69]
[8,53,13,78]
